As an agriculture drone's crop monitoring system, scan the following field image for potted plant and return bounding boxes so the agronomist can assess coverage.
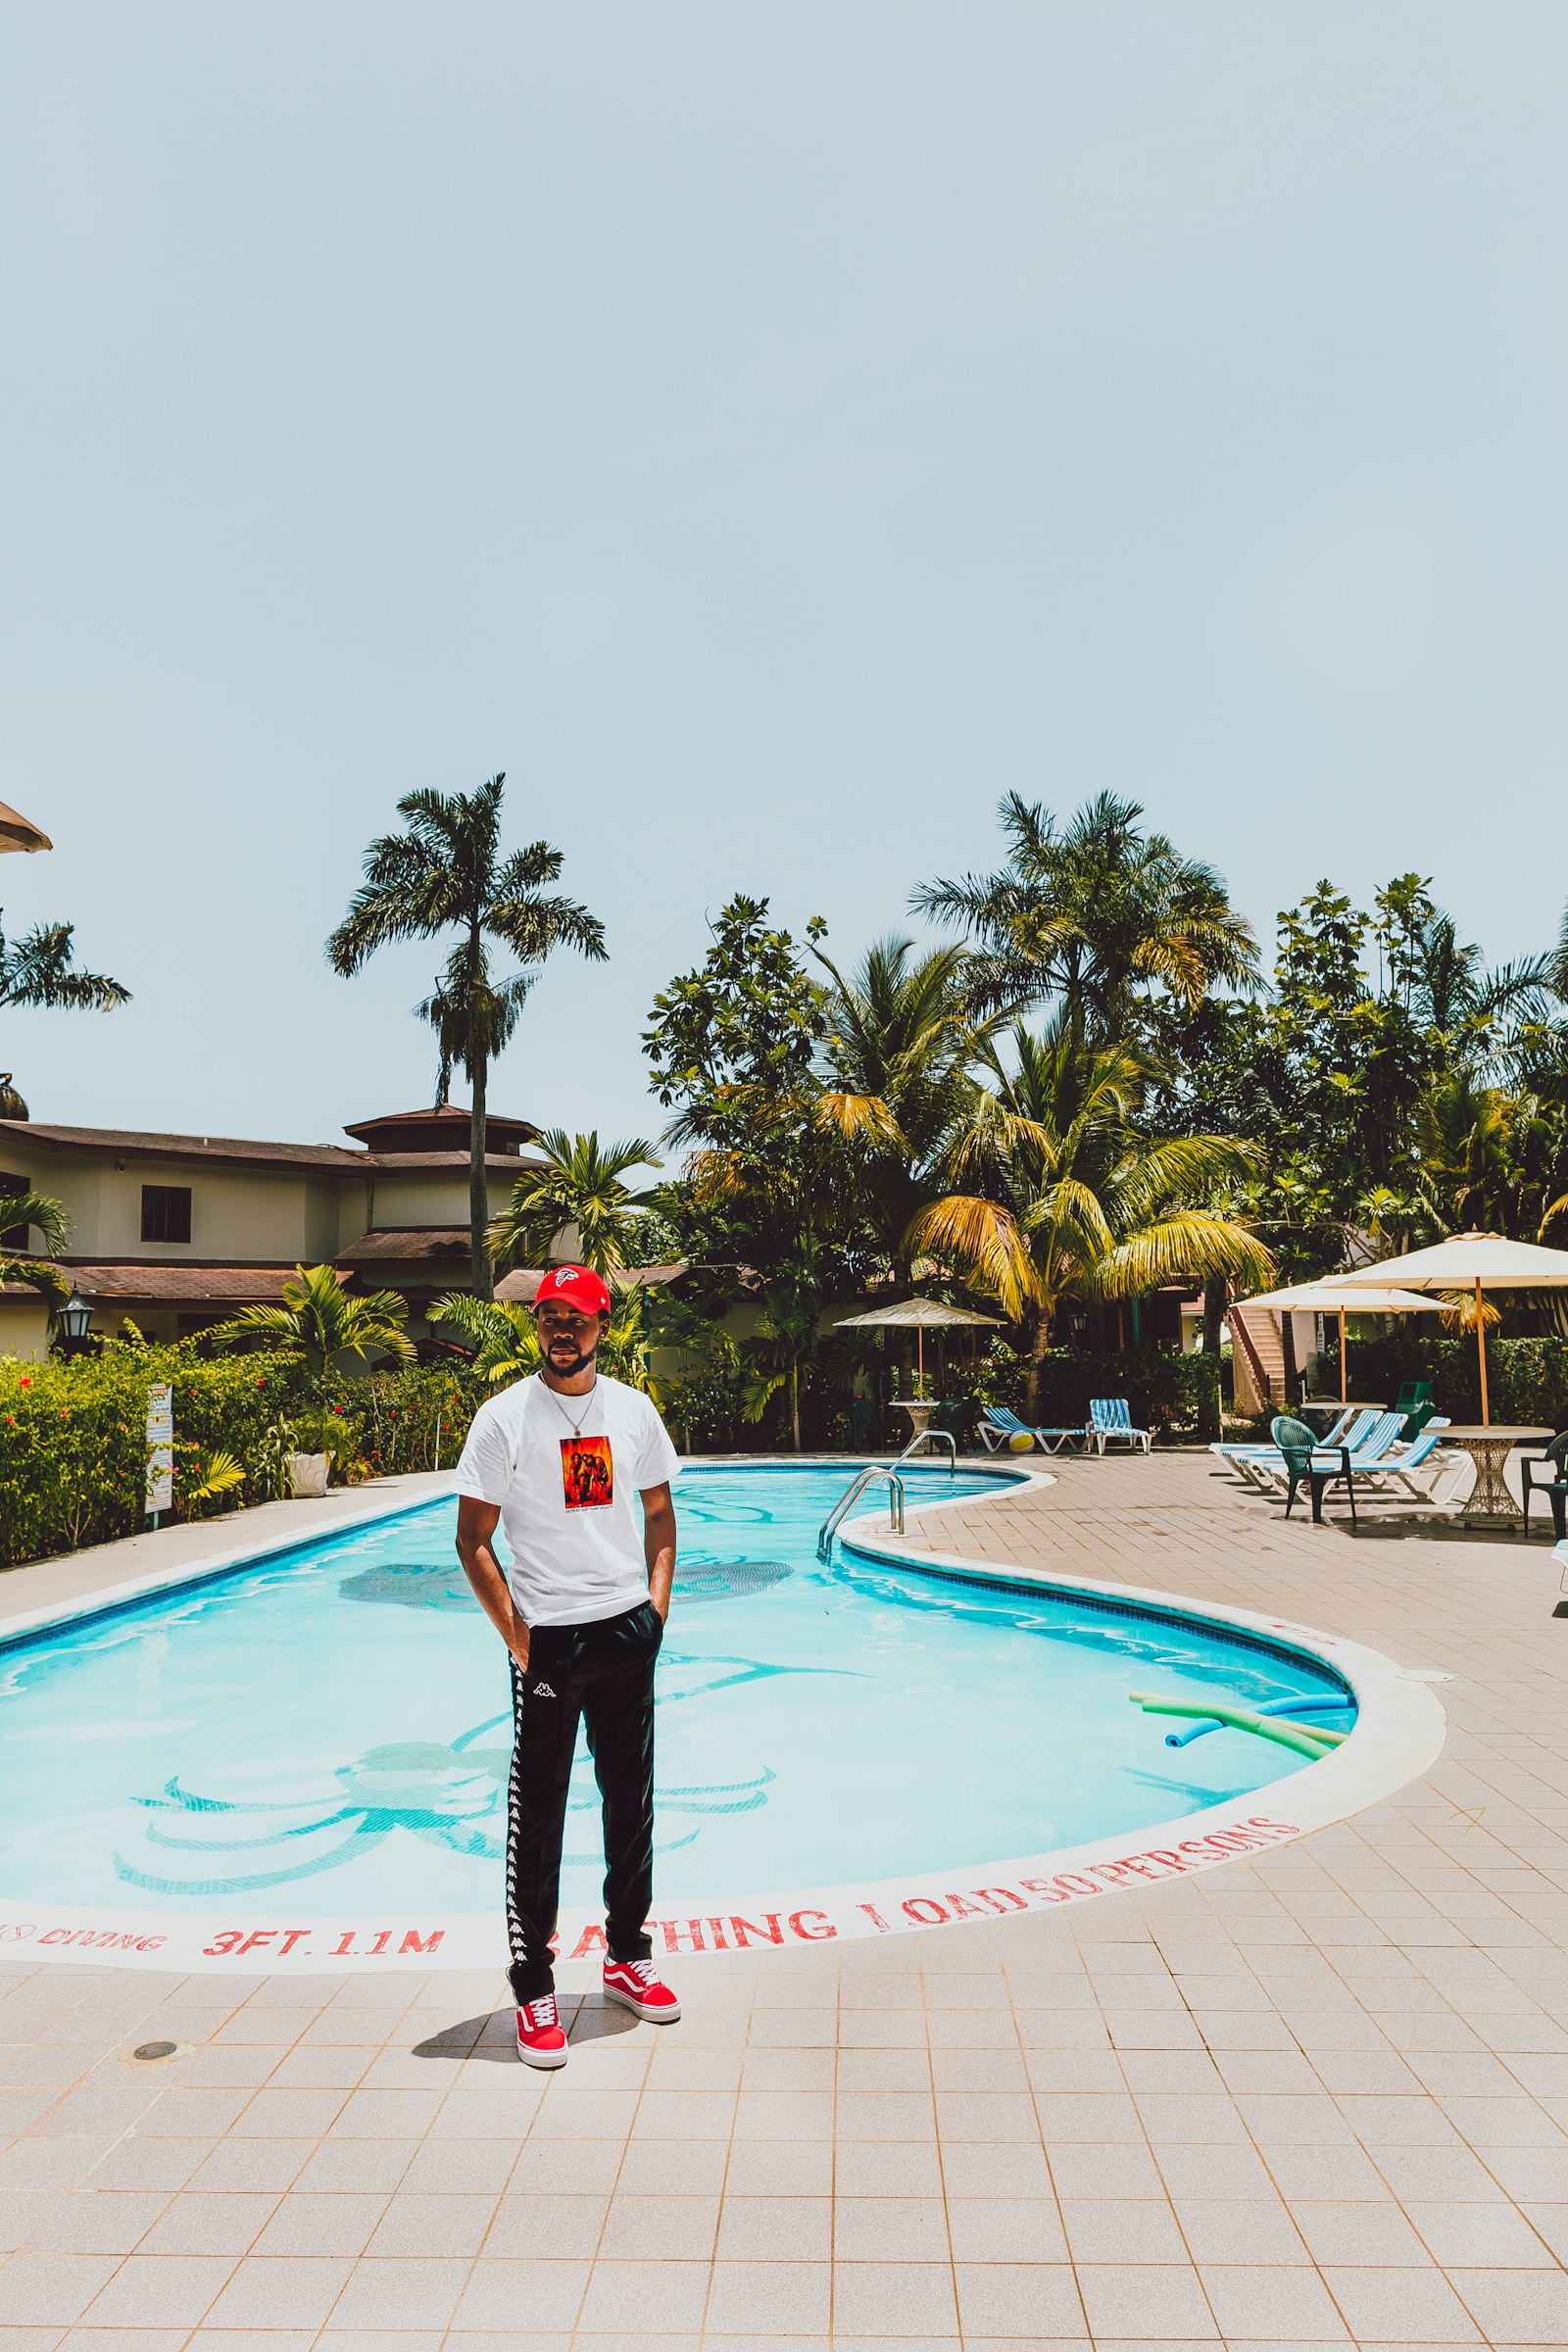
[279,1405,365,1497]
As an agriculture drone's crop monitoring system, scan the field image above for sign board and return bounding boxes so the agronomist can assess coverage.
[145,1385,173,1514]
[145,1447,173,1513]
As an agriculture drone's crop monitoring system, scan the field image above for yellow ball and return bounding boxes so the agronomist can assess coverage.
[1008,1429,1035,1453]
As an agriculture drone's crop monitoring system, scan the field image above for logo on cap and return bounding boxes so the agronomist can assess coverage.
[535,1263,612,1315]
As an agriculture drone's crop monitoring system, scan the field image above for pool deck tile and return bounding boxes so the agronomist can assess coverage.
[6,1453,1568,2342]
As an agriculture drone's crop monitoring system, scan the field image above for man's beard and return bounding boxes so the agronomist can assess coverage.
[542,1337,599,1380]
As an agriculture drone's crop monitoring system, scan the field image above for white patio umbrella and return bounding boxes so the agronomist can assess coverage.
[1237,1278,1444,1404]
[834,1296,1004,1399]
[1324,1232,1568,1424]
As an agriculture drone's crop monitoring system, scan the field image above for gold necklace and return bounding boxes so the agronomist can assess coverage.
[538,1372,598,1440]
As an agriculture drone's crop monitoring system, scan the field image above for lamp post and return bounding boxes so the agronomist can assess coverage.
[56,1288,93,1355]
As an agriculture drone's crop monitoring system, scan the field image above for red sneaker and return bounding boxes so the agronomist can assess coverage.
[603,1957,681,2023]
[514,1992,567,2068]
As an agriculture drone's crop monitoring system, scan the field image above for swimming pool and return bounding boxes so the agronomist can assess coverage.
[0,1461,1389,1969]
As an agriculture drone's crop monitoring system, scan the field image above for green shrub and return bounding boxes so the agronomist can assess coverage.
[1343,1332,1568,1429]
[0,1349,489,1571]
[655,1362,748,1453]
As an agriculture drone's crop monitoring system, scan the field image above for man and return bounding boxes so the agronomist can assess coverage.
[454,1263,682,2067]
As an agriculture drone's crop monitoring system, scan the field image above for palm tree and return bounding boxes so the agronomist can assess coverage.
[908,1023,1273,1412]
[0,1188,72,1304]
[211,1264,416,1376]
[809,937,991,1281]
[0,915,129,1014]
[913,792,1257,1042]
[326,775,607,1298]
[488,1130,661,1278]
[429,1292,542,1384]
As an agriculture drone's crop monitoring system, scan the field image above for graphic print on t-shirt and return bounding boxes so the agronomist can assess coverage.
[560,1434,613,1511]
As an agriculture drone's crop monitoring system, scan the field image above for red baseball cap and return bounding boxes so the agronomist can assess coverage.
[534,1263,612,1316]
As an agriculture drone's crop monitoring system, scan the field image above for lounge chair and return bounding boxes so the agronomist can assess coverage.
[979,1406,1087,1454]
[1211,1407,1377,1485]
[1089,1397,1152,1455]
[1248,1411,1407,1495]
[1348,1419,1459,1502]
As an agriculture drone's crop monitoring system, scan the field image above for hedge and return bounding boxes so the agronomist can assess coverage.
[1340,1332,1568,1430]
[941,1345,1221,1442]
[0,1350,488,1572]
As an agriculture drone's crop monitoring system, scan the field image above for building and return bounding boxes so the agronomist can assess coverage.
[0,1104,545,1347]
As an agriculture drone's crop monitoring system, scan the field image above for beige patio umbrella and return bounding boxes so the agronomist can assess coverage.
[835,1296,1004,1399]
[1237,1278,1444,1404]
[1325,1232,1568,1424]
[0,801,51,853]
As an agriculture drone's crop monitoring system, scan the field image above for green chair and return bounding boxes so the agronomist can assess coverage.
[1520,1430,1568,1541]
[1395,1381,1434,1438]
[933,1395,979,1449]
[1271,1414,1358,1528]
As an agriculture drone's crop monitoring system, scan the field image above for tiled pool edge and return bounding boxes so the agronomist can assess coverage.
[0,1458,1446,1976]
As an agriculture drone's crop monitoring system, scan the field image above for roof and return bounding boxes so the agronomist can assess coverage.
[66,1264,304,1304]
[343,1105,539,1153]
[336,1229,471,1265]
[363,1152,548,1176]
[0,1116,546,1180]
[0,1121,364,1174]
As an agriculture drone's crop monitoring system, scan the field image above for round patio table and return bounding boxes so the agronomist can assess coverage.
[892,1399,939,1445]
[1439,1427,1552,1528]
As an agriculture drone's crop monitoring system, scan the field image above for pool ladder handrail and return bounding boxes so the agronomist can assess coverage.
[815,1428,958,1562]
[897,1426,956,1472]
[816,1465,906,1561]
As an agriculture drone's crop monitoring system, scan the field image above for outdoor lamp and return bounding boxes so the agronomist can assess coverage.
[57,1288,93,1344]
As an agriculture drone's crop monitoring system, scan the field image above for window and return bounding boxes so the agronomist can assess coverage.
[0,1173,29,1251]
[141,1185,192,1244]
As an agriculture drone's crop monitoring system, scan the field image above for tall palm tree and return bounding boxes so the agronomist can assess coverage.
[0,915,128,1016]
[326,775,607,1298]
[488,1129,661,1278]
[909,1023,1273,1412]
[211,1263,416,1376]
[913,792,1257,1042]
[808,936,991,1280]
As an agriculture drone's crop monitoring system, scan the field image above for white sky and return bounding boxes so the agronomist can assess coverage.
[5,3,1566,1160]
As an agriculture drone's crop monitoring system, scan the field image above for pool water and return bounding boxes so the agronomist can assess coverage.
[0,1466,1352,1914]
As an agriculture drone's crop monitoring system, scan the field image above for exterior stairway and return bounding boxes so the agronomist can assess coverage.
[1228,1300,1287,1414]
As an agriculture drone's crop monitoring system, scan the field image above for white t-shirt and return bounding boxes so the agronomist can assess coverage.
[453,1372,682,1627]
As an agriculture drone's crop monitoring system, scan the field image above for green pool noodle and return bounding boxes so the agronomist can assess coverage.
[1127,1690,1347,1762]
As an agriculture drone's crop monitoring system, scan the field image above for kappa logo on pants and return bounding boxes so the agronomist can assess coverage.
[531,1681,557,1698]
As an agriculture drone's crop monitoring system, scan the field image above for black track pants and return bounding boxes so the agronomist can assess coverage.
[505,1600,662,2003]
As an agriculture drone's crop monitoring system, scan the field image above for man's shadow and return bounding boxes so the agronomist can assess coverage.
[414,1999,639,2063]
